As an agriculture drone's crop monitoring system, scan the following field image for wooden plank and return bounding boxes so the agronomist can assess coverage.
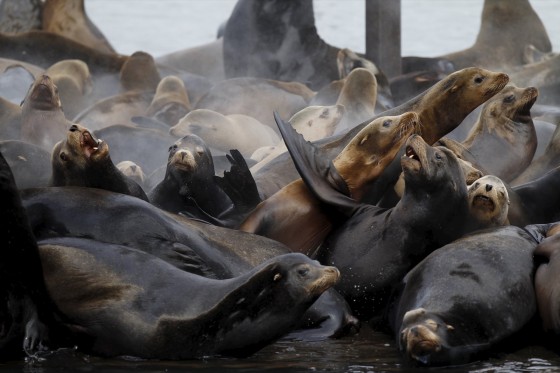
[365,0,402,78]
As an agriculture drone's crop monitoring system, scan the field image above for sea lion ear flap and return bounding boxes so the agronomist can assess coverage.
[273,273,282,282]
[446,324,454,331]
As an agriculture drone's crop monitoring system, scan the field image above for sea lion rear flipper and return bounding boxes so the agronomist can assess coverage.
[273,111,360,217]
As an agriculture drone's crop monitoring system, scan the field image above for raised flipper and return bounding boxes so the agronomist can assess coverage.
[273,111,360,217]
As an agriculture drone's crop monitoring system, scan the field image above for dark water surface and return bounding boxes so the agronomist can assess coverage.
[2,325,560,373]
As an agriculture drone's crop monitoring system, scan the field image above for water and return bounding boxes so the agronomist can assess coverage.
[4,1,560,372]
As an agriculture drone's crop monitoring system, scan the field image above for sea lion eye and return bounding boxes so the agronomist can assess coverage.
[474,76,485,84]
[297,266,310,277]
[320,109,329,118]
[60,152,67,161]
[504,95,515,103]
[435,152,442,160]
[383,120,392,128]
[169,144,177,152]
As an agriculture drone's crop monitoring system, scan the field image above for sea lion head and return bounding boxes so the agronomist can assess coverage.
[399,308,455,366]
[167,134,215,183]
[50,123,108,185]
[22,74,62,112]
[400,134,466,196]
[467,174,510,228]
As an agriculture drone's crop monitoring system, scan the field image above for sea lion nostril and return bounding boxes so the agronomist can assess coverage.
[486,184,493,192]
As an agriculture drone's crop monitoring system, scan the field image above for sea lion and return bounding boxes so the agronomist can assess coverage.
[460,84,539,182]
[239,111,419,255]
[250,104,345,174]
[119,51,161,92]
[0,63,37,105]
[50,123,149,202]
[169,109,280,157]
[534,224,560,334]
[20,74,72,151]
[37,237,339,359]
[0,150,55,359]
[193,77,314,131]
[511,121,560,186]
[116,160,147,190]
[148,134,232,218]
[0,96,22,140]
[438,0,552,74]
[45,59,93,119]
[73,90,155,130]
[313,135,470,321]
[391,225,542,366]
[253,67,510,201]
[466,174,510,231]
[0,140,52,189]
[144,75,192,126]
[0,31,127,75]
[41,0,116,53]
[20,186,359,341]
[333,67,378,136]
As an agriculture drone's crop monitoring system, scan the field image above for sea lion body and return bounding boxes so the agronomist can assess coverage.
[534,225,560,334]
[37,238,339,359]
[392,225,541,366]
[317,135,470,321]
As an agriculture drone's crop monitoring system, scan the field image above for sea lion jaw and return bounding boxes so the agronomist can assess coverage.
[26,75,62,111]
[401,134,427,177]
[169,148,197,172]
[400,315,454,366]
[67,124,106,161]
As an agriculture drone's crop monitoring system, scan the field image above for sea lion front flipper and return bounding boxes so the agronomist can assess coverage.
[273,111,360,217]
[214,149,261,212]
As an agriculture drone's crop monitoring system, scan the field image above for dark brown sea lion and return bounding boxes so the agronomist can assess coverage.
[20,186,359,341]
[312,135,470,321]
[0,31,127,75]
[438,0,552,74]
[391,225,543,366]
[41,0,116,53]
[37,237,339,359]
[534,224,560,334]
[20,74,72,151]
[460,84,538,182]
[148,134,232,218]
[0,150,56,359]
[0,140,51,189]
[240,111,419,256]
[50,123,149,201]
[253,67,509,201]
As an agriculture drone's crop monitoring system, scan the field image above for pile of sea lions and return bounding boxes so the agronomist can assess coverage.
[2,0,560,368]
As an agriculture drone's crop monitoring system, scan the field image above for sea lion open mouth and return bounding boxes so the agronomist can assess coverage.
[81,130,102,158]
[405,145,419,161]
[472,194,495,211]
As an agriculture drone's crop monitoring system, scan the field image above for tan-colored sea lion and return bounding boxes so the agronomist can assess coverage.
[250,104,346,174]
[169,108,280,157]
[253,67,510,201]
[461,84,538,182]
[20,74,72,151]
[466,174,510,231]
[41,0,116,54]
[144,75,192,126]
[193,77,315,131]
[45,59,93,119]
[239,112,420,255]
[438,0,552,74]
[333,67,378,136]
[116,160,147,190]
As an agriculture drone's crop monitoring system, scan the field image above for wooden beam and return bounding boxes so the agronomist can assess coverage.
[365,0,402,78]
